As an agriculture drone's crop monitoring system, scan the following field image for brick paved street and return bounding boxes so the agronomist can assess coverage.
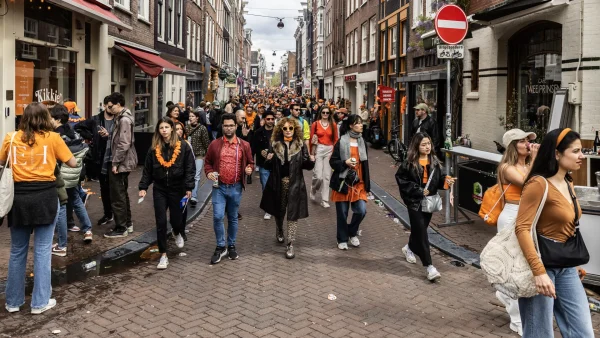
[0,171,598,337]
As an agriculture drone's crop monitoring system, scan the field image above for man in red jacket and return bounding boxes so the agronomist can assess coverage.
[204,113,254,264]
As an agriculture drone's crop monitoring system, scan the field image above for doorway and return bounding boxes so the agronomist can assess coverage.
[85,69,93,119]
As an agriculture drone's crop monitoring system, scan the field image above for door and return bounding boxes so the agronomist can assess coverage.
[85,69,93,119]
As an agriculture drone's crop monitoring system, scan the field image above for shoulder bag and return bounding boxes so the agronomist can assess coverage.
[480,177,548,299]
[0,132,17,217]
[421,167,442,213]
[479,165,510,226]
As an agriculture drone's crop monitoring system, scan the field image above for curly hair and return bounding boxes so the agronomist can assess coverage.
[271,117,302,143]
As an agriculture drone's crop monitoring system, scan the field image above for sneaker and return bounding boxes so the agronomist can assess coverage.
[255,166,260,172]
[237,213,242,220]
[509,322,523,336]
[181,232,188,242]
[5,304,19,313]
[104,229,128,238]
[349,236,360,247]
[82,193,90,207]
[157,255,169,270]
[190,199,198,207]
[285,244,295,259]
[83,231,93,243]
[264,213,271,220]
[337,242,348,250]
[402,245,417,264]
[276,227,284,243]
[68,226,80,232]
[426,265,441,281]
[320,201,330,208]
[310,191,316,201]
[175,234,184,249]
[228,245,239,260]
[127,224,134,233]
[210,247,228,264]
[97,215,114,225]
[51,244,67,257]
[31,299,56,315]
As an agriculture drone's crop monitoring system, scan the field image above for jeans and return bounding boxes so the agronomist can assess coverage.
[259,167,270,191]
[519,267,594,338]
[407,207,434,266]
[153,186,184,254]
[191,158,204,201]
[109,171,132,232]
[67,187,92,233]
[335,200,367,244]
[212,183,242,247]
[78,185,87,201]
[5,201,59,309]
[55,204,67,248]
[99,173,112,218]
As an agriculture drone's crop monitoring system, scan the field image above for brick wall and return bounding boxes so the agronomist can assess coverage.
[344,0,378,75]
[407,0,444,73]
[467,0,506,15]
[187,0,203,68]
[109,0,154,48]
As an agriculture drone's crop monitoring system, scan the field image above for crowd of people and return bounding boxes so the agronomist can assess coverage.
[0,87,594,338]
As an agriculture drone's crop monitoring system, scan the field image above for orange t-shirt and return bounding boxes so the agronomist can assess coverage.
[420,159,429,184]
[0,131,73,182]
[331,143,368,203]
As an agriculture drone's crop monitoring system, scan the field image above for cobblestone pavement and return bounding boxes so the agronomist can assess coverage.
[0,171,598,337]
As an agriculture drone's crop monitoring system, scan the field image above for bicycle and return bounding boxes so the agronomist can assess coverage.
[387,124,407,163]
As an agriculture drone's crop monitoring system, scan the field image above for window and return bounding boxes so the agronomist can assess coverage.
[412,0,422,28]
[252,68,257,77]
[175,0,182,47]
[158,0,164,40]
[369,17,376,61]
[84,23,91,64]
[166,0,173,42]
[361,22,367,63]
[114,0,130,10]
[346,35,351,66]
[426,0,434,17]
[390,25,397,57]
[354,29,358,65]
[24,18,38,39]
[470,48,479,91]
[138,0,149,21]
[402,21,408,55]
[186,18,191,59]
[380,31,386,61]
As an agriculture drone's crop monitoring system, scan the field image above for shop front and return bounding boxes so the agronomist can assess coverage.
[343,74,357,114]
[356,71,377,110]
[402,76,447,147]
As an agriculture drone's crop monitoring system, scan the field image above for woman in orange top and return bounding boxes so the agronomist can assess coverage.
[329,115,370,250]
[493,129,539,336]
[309,106,338,208]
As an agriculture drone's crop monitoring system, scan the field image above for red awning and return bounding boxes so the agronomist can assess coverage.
[116,44,193,78]
[49,0,131,31]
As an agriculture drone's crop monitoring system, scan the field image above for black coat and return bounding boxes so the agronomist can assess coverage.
[394,159,446,211]
[411,115,439,149]
[139,139,196,192]
[329,138,371,195]
[75,112,110,165]
[251,126,273,168]
[260,139,314,221]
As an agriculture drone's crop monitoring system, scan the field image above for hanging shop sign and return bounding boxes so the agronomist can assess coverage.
[378,85,396,103]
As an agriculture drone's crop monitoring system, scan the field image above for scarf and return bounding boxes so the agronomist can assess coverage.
[284,136,293,142]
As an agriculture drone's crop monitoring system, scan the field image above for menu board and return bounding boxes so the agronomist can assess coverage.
[15,60,34,116]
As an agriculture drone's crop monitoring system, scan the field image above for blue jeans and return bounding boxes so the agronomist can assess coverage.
[78,185,87,202]
[191,158,204,201]
[519,267,594,338]
[5,201,59,309]
[55,204,67,248]
[212,183,242,247]
[67,187,92,232]
[259,167,270,191]
[335,200,367,244]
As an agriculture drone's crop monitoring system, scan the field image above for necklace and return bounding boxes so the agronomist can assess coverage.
[320,120,329,128]
[156,141,181,168]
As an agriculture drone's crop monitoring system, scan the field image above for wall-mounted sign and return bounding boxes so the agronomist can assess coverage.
[35,88,63,104]
[15,60,34,116]
[345,75,356,82]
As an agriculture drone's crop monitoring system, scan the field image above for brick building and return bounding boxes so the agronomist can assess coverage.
[312,0,325,98]
[186,0,204,106]
[323,0,345,101]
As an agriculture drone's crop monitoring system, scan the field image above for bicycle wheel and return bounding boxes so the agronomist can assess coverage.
[388,140,400,161]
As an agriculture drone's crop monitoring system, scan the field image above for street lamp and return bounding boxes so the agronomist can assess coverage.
[272,51,276,56]
[277,19,284,29]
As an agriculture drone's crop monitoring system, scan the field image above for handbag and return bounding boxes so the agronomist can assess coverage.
[344,168,360,187]
[421,167,442,213]
[0,132,17,218]
[479,183,509,226]
[480,177,548,299]
[536,178,589,268]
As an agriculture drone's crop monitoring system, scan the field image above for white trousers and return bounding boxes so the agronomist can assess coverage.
[496,203,522,327]
[311,144,333,202]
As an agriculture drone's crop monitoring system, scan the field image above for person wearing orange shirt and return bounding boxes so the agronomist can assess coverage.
[309,106,338,208]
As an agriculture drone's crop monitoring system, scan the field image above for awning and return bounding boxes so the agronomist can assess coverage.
[116,43,194,78]
[471,0,551,22]
[49,0,131,31]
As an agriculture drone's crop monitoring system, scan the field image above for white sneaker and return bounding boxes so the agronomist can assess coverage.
[310,191,316,201]
[127,224,134,233]
[175,234,185,248]
[349,236,360,247]
[509,322,523,336]
[321,201,330,208]
[31,299,56,315]
[337,242,348,250]
[255,166,260,172]
[426,265,441,281]
[264,213,272,220]
[5,304,20,313]
[402,245,417,264]
[157,255,169,270]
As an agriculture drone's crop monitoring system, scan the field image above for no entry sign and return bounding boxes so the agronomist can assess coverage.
[434,4,468,45]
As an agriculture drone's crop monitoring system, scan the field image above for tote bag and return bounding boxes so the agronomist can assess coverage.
[0,132,17,217]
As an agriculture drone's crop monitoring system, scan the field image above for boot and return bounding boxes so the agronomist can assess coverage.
[286,243,295,259]
[276,225,284,243]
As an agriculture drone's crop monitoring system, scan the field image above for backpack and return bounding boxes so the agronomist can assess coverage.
[478,166,509,226]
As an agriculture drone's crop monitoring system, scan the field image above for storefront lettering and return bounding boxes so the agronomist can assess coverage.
[526,78,560,94]
[34,88,63,103]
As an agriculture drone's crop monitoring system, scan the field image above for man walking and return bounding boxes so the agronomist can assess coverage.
[104,92,137,238]
[204,113,254,264]
[290,103,310,149]
[410,103,439,150]
[251,111,275,219]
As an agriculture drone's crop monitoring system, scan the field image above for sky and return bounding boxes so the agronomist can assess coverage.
[243,0,304,73]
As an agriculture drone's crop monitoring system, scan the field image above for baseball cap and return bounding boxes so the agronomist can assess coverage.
[212,100,221,108]
[413,103,429,112]
[502,129,537,147]
[64,101,81,112]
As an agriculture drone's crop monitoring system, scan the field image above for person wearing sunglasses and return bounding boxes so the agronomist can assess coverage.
[260,118,315,259]
[251,111,276,219]
[309,106,338,208]
[290,103,311,150]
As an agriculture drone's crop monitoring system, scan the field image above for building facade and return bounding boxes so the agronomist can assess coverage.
[323,0,345,101]
[312,0,325,98]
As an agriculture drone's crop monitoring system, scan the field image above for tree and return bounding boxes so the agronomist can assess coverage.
[270,72,281,87]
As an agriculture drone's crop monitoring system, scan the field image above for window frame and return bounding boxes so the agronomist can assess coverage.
[369,17,376,61]
[361,22,367,63]
[114,0,130,11]
[138,0,150,21]
[390,25,397,58]
[470,48,480,92]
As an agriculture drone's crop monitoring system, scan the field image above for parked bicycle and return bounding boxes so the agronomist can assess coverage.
[388,124,407,163]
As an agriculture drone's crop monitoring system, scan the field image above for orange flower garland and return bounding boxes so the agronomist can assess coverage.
[156,141,181,168]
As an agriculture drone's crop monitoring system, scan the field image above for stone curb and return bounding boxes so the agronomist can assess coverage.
[370,180,481,268]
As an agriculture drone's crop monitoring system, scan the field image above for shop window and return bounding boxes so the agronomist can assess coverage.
[414,83,438,118]
[134,69,152,129]
[24,2,72,46]
[470,48,479,92]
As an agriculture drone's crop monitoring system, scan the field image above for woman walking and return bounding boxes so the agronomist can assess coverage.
[1,103,76,314]
[329,115,370,250]
[494,129,539,335]
[516,128,592,338]
[260,117,315,259]
[166,105,181,123]
[185,111,210,208]
[139,117,195,270]
[395,132,455,281]
[309,106,338,208]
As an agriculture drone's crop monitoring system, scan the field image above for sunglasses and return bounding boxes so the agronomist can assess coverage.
[107,105,114,110]
[322,111,330,115]
[293,108,300,111]
[282,126,294,131]
[265,118,275,121]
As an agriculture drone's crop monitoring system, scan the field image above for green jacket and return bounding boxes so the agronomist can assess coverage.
[55,166,68,205]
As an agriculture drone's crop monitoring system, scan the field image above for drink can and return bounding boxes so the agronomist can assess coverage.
[212,172,219,187]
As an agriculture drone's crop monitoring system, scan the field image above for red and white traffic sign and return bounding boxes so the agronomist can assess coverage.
[434,4,468,45]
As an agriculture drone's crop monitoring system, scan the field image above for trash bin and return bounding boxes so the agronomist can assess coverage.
[457,160,498,214]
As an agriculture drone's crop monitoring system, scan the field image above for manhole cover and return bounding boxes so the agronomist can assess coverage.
[450,260,465,267]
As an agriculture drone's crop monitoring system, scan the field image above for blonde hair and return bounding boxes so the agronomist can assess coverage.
[271,117,302,143]
[497,139,531,184]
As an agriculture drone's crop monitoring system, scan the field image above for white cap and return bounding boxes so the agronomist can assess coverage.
[502,129,537,147]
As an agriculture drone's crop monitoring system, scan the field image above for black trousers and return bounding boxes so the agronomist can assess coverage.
[109,171,132,232]
[99,173,113,218]
[153,186,184,253]
[407,207,434,267]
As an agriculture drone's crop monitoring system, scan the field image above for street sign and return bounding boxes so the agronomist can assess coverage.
[434,4,468,45]
[437,44,465,59]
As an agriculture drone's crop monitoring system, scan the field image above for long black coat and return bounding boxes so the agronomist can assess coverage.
[260,138,315,221]
[394,159,446,211]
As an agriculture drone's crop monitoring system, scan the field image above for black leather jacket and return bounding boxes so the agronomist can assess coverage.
[139,139,196,191]
[411,115,439,149]
[395,159,446,211]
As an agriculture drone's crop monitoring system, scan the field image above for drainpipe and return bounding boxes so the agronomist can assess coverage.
[574,0,583,132]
